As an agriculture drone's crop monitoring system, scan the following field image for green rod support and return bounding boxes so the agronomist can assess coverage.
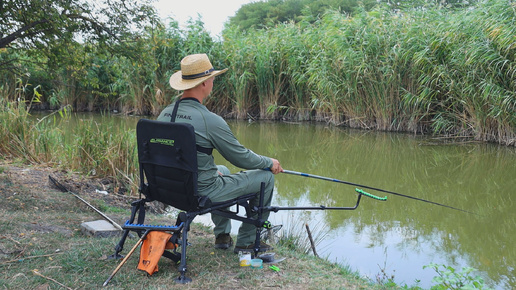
[355,188,387,201]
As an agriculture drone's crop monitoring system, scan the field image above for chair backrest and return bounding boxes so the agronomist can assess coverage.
[136,119,201,212]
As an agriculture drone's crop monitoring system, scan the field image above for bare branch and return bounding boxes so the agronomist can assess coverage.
[0,19,51,49]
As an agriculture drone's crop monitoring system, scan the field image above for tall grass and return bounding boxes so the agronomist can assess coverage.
[400,1,516,144]
[217,1,515,145]
[0,102,139,192]
[276,211,330,256]
[66,116,138,186]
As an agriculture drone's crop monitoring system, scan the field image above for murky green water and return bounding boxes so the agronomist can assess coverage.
[49,113,516,289]
[212,121,516,289]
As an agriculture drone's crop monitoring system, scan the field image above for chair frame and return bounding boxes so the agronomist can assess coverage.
[109,119,270,284]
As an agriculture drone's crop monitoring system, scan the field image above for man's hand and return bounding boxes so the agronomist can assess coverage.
[270,158,283,175]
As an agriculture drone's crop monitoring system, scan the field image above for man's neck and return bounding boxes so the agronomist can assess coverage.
[181,89,204,103]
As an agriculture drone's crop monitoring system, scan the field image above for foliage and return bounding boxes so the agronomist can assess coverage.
[382,0,480,10]
[0,0,159,71]
[220,0,515,145]
[228,0,378,31]
[424,263,493,290]
[227,0,479,32]
[0,0,163,112]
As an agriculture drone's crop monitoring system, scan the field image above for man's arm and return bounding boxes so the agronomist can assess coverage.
[208,116,273,170]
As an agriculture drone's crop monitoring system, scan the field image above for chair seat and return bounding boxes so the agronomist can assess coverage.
[210,192,257,206]
[197,192,258,213]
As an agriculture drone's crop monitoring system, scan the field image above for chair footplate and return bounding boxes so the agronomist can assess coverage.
[123,220,184,232]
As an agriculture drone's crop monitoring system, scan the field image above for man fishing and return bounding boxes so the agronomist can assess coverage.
[157,53,283,253]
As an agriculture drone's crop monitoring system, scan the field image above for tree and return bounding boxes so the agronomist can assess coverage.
[228,0,479,32]
[0,0,159,71]
[228,0,378,31]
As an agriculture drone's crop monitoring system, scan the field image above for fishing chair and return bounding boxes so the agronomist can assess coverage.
[109,119,271,284]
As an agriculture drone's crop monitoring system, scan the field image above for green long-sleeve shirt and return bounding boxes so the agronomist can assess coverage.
[157,98,273,194]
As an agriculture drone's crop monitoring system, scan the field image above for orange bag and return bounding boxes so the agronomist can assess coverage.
[137,231,177,275]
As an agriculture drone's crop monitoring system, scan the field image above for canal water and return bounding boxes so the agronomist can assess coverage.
[210,120,515,289]
[54,113,516,289]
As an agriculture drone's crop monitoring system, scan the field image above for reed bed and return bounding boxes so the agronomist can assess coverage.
[216,1,515,145]
[2,1,514,146]
[0,102,139,192]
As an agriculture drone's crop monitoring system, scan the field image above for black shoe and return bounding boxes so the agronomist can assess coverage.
[214,233,233,250]
[233,242,273,254]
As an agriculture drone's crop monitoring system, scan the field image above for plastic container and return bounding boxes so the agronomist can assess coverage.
[239,251,251,267]
[250,258,263,269]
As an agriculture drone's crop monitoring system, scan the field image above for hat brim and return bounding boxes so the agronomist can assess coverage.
[169,68,228,91]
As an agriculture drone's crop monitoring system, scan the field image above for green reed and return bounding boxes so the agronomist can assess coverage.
[399,2,516,145]
[216,1,515,145]
[67,117,137,181]
[0,103,139,192]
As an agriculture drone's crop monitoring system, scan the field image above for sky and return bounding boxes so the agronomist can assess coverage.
[152,0,255,38]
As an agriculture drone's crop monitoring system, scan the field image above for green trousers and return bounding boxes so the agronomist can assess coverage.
[205,166,274,247]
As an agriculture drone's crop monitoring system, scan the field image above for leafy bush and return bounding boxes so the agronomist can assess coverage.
[425,263,493,290]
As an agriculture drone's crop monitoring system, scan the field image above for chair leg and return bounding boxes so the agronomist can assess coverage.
[253,182,266,256]
[108,200,143,259]
[109,229,131,259]
[175,215,193,284]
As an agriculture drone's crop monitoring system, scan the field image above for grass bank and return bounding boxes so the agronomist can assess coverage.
[0,163,385,289]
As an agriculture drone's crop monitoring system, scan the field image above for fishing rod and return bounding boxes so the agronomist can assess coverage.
[263,168,387,210]
[282,169,479,216]
[49,175,125,231]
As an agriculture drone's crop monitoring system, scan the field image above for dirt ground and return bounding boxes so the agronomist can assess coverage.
[0,161,166,212]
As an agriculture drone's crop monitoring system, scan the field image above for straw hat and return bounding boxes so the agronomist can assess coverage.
[169,54,228,91]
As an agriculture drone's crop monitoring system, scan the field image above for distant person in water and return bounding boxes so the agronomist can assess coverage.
[157,53,283,253]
